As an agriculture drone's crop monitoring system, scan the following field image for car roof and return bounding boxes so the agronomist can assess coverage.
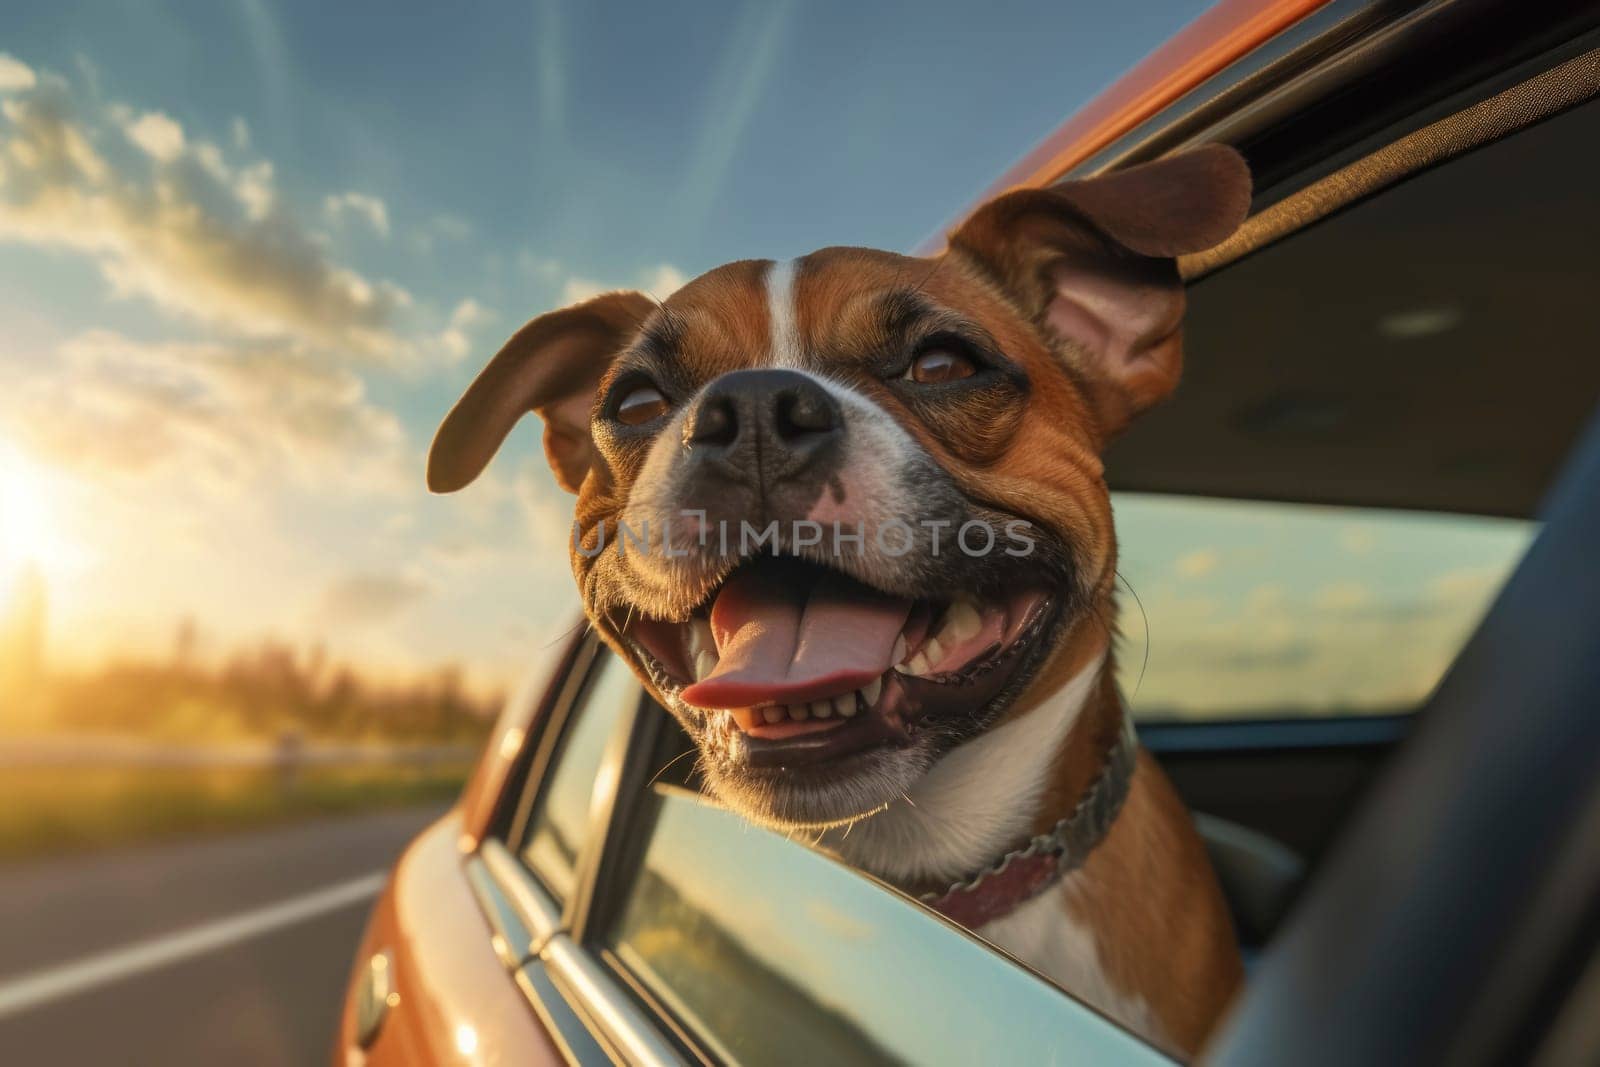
[917,0,1334,253]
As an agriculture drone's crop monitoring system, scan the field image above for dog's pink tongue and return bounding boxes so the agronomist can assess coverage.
[680,567,911,709]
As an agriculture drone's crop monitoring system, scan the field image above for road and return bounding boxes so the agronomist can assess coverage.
[0,806,444,1066]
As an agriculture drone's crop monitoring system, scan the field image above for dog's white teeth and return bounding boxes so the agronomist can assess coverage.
[800,699,825,719]
[921,637,945,668]
[891,633,908,666]
[860,676,882,708]
[940,597,982,644]
[831,694,854,718]
[687,618,714,660]
[763,706,784,724]
[693,649,717,682]
[897,651,930,677]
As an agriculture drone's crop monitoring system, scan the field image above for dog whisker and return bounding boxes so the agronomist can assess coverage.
[541,616,592,650]
[647,747,697,788]
[1115,569,1151,704]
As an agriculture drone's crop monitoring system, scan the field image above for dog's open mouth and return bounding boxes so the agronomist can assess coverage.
[621,556,1055,767]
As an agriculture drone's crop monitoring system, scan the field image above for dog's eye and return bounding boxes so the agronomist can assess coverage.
[614,384,669,425]
[903,346,978,384]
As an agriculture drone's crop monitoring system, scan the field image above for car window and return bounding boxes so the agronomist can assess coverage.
[1113,494,1535,721]
[599,778,1171,1066]
[1098,92,1600,723]
[520,652,638,901]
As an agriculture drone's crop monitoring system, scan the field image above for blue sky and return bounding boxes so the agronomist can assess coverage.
[0,0,1531,711]
[1,0,1214,309]
[0,0,1215,690]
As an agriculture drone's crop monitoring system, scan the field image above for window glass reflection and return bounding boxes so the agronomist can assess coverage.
[607,789,1167,1065]
[521,654,634,898]
[1113,494,1534,720]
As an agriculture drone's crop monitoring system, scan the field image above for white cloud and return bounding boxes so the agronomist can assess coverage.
[0,76,410,360]
[558,278,607,304]
[229,116,250,151]
[0,54,36,93]
[0,330,408,492]
[123,110,185,161]
[561,262,687,305]
[641,263,688,297]
[437,298,492,364]
[231,159,275,219]
[1174,548,1220,579]
[324,190,390,238]
[516,458,585,561]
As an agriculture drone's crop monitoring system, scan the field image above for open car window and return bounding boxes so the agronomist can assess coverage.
[1102,92,1600,724]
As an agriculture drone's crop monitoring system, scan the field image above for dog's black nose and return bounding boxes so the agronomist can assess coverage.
[684,369,842,484]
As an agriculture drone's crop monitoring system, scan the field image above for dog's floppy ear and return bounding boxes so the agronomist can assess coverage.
[948,144,1250,438]
[428,290,656,494]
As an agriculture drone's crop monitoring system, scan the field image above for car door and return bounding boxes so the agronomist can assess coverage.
[464,640,1177,1065]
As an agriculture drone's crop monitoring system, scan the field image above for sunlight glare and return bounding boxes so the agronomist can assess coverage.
[0,441,79,597]
[453,1023,479,1057]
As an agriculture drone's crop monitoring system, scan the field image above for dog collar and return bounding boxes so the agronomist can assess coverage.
[920,714,1138,929]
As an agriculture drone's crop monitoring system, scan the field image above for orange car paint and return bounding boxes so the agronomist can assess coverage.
[336,812,566,1066]
[917,0,1330,254]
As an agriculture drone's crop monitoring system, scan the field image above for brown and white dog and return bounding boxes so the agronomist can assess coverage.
[429,145,1251,1058]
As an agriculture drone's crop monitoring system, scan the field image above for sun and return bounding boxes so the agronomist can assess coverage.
[0,442,78,594]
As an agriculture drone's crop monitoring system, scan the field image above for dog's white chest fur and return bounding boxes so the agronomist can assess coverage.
[821,653,1153,1036]
[981,878,1160,1044]
[826,654,1103,883]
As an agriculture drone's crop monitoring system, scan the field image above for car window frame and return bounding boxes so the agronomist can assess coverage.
[510,644,645,913]
[501,635,600,860]
[469,631,686,1065]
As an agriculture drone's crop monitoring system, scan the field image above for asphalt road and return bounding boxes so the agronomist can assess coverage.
[0,806,445,1066]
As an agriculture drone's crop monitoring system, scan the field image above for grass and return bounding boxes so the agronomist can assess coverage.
[0,763,472,862]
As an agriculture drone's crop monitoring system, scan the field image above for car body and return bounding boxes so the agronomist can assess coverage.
[337,2,1600,1062]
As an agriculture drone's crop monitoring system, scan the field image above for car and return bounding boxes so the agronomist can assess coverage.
[336,1,1600,1062]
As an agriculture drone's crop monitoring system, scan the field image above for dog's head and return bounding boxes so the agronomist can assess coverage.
[430,146,1250,830]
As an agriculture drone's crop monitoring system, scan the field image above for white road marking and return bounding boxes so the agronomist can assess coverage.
[0,870,387,1019]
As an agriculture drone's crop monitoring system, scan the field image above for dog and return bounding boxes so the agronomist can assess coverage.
[429,144,1251,1058]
